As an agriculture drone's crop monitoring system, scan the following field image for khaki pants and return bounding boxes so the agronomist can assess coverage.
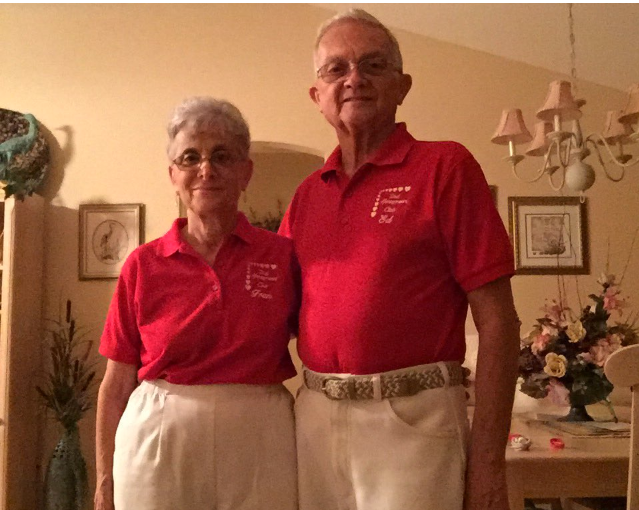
[113,380,297,510]
[296,363,469,510]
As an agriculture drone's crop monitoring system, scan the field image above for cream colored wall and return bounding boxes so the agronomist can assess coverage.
[2,3,638,501]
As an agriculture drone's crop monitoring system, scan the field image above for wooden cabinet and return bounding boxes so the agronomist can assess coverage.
[0,195,45,510]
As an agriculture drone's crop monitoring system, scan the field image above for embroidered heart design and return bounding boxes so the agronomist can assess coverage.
[405,186,411,191]
[270,264,277,269]
[245,285,251,290]
[398,187,404,192]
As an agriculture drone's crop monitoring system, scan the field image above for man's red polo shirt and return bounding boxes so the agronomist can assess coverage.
[100,213,298,385]
[279,123,514,375]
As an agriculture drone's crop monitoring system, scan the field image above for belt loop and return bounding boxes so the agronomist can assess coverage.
[437,362,450,388]
[371,374,382,401]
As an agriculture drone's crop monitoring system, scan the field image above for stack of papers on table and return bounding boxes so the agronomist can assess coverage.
[533,414,631,437]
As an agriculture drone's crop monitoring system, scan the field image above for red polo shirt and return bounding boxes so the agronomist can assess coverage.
[279,123,514,375]
[100,213,298,385]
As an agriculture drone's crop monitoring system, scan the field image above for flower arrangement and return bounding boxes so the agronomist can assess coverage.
[36,300,98,430]
[518,273,638,414]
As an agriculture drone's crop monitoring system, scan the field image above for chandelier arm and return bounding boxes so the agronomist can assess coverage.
[584,137,626,182]
[511,161,547,183]
[555,135,573,168]
[547,166,566,191]
[586,136,627,182]
[587,133,639,170]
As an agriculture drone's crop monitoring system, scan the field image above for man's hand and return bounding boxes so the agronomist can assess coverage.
[94,476,115,510]
[464,276,520,510]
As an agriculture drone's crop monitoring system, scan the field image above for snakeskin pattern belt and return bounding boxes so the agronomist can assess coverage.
[303,362,463,401]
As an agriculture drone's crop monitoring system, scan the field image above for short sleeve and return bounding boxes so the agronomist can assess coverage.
[435,149,514,292]
[99,254,142,366]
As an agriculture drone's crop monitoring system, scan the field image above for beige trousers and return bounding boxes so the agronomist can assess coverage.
[296,363,469,510]
[113,380,298,510]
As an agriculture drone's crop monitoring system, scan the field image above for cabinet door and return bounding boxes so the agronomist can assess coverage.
[0,195,44,510]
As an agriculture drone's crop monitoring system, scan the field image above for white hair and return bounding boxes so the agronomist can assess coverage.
[313,8,403,71]
[166,97,250,158]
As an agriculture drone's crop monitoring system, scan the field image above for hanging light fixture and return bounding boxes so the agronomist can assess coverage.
[491,4,639,194]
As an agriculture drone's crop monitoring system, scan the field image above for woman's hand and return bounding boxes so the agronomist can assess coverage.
[95,360,138,510]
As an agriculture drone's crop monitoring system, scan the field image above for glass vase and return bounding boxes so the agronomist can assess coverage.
[44,425,88,510]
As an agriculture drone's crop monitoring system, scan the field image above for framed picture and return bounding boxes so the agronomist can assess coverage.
[488,185,497,206]
[508,196,589,275]
[79,203,145,280]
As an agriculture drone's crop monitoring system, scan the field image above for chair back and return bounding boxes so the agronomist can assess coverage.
[605,344,639,510]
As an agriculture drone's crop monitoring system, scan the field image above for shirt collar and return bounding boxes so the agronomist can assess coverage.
[158,212,254,257]
[320,123,415,182]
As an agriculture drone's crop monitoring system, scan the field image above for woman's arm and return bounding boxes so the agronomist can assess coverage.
[94,360,138,510]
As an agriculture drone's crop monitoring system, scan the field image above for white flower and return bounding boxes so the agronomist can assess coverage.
[541,323,560,338]
[566,320,586,343]
[597,273,617,286]
[521,328,539,346]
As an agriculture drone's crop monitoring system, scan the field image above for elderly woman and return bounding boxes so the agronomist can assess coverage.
[94,97,298,510]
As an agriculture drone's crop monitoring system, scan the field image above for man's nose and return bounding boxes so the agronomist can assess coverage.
[343,64,367,87]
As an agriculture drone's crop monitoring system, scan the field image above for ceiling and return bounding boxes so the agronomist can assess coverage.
[315,4,639,92]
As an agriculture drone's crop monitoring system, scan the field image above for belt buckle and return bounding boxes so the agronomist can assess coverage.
[321,377,344,400]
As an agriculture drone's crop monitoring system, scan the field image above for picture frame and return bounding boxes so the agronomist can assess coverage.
[488,185,497,206]
[508,196,589,275]
[78,203,145,280]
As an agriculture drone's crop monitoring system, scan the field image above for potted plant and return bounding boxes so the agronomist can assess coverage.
[37,300,98,510]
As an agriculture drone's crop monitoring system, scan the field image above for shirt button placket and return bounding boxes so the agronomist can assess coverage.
[341,188,353,234]
[210,268,222,308]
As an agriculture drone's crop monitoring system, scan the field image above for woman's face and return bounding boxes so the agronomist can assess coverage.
[168,126,252,218]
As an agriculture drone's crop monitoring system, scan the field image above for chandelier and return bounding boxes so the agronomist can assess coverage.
[491,4,639,194]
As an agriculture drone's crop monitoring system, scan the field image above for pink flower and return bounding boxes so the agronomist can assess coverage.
[531,333,551,355]
[588,334,623,367]
[547,379,570,406]
[542,300,568,326]
[578,352,593,364]
[603,286,626,314]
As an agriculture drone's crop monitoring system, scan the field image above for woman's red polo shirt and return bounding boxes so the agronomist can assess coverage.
[100,214,298,385]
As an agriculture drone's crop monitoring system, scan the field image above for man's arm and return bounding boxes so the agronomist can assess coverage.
[94,360,138,510]
[464,276,520,510]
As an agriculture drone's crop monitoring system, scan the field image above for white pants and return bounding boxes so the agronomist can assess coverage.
[113,380,297,510]
[296,363,469,510]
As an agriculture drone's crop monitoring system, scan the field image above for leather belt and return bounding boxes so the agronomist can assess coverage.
[303,362,463,401]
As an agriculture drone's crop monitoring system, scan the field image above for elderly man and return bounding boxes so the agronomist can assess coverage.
[279,9,520,510]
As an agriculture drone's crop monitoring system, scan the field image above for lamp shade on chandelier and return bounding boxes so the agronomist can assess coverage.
[492,80,639,193]
[491,5,638,194]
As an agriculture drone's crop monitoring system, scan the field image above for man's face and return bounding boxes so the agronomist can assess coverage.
[310,20,412,134]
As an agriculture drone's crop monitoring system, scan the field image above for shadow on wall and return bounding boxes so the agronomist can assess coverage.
[38,124,73,200]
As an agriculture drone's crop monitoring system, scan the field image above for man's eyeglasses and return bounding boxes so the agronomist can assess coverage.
[172,149,240,171]
[316,57,399,83]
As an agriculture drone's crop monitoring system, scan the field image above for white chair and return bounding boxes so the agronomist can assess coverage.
[605,344,639,510]
[564,344,639,510]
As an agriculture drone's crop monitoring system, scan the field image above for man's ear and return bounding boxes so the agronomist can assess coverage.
[240,159,254,191]
[397,74,413,106]
[309,85,321,107]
